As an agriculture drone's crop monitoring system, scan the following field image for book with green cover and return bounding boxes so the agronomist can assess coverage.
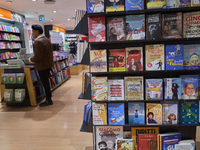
[1,73,8,84]
[15,89,25,101]
[4,89,14,101]
[16,73,25,84]
[8,73,16,84]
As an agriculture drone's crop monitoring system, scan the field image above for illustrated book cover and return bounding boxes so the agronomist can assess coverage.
[87,0,104,13]
[146,103,162,125]
[106,0,125,12]
[126,0,144,10]
[138,134,158,150]
[92,102,107,125]
[108,79,124,100]
[116,139,134,150]
[147,0,166,9]
[146,79,163,100]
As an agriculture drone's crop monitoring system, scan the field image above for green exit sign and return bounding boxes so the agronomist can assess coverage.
[39,17,45,22]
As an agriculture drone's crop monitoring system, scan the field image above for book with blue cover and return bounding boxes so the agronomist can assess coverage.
[146,79,163,100]
[128,103,145,125]
[108,103,125,125]
[166,45,184,70]
[126,0,144,10]
[180,101,199,125]
[31,70,37,82]
[87,0,104,13]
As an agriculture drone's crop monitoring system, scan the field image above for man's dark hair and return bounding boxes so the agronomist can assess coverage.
[31,24,43,34]
[148,112,154,117]
[98,141,107,147]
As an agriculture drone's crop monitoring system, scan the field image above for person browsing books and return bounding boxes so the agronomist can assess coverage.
[28,25,54,107]
[182,83,195,99]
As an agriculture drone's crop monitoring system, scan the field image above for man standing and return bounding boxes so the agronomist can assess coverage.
[29,25,54,107]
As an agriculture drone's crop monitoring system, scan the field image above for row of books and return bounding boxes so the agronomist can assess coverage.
[34,82,45,97]
[52,60,68,74]
[89,11,200,42]
[0,52,18,60]
[0,42,21,49]
[1,73,25,84]
[0,33,20,41]
[31,70,40,83]
[88,0,200,13]
[0,24,20,33]
[95,126,195,150]
[4,89,25,102]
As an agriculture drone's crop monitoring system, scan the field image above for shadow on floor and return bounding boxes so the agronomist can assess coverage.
[0,106,35,112]
[85,146,93,150]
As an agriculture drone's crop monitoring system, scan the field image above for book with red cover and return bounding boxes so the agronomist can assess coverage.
[88,16,106,42]
[138,134,158,150]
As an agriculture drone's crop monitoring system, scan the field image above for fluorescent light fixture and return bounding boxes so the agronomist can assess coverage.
[68,19,70,21]
[6,1,12,3]
[53,11,57,13]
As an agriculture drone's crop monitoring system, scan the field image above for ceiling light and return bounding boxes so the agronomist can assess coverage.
[50,19,53,21]
[75,9,77,11]
[6,1,12,3]
[34,12,38,14]
[68,19,70,21]
[53,11,57,13]
[32,0,37,1]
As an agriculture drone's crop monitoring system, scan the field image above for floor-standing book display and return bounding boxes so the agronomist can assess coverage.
[85,1,200,149]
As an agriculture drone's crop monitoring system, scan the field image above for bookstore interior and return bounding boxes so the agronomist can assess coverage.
[2,0,200,149]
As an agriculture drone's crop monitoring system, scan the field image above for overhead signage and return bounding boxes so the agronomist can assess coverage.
[0,8,12,20]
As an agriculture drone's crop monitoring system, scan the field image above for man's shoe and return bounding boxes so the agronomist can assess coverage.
[39,101,53,107]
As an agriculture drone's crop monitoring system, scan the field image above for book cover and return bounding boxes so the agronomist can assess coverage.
[31,70,37,82]
[126,0,144,10]
[87,0,104,13]
[16,73,25,84]
[146,79,163,100]
[183,11,200,38]
[109,49,126,72]
[107,16,125,41]
[180,0,191,7]
[106,0,125,12]
[128,103,145,125]
[4,89,13,101]
[145,44,165,71]
[116,139,134,150]
[8,73,16,84]
[164,78,182,100]
[123,131,131,139]
[160,133,181,150]
[146,103,162,125]
[179,101,199,125]
[108,79,124,100]
[184,44,200,70]
[88,16,106,42]
[126,15,145,40]
[90,50,107,72]
[108,103,125,125]
[167,0,179,8]
[162,101,178,125]
[126,47,143,71]
[1,74,8,84]
[162,12,182,39]
[131,127,159,150]
[14,89,25,101]
[138,134,158,150]
[191,0,200,6]
[95,126,123,150]
[146,13,161,40]
[91,77,108,101]
[125,76,143,100]
[175,144,194,150]
[147,0,166,9]
[92,102,107,125]
[165,45,184,70]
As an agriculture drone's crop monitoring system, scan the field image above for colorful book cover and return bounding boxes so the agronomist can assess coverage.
[125,76,143,100]
[146,79,163,100]
[146,13,161,40]
[184,44,200,70]
[126,15,145,40]
[109,49,126,72]
[14,89,25,101]
[146,103,162,125]
[108,79,124,100]
[123,131,131,139]
[31,70,37,82]
[116,139,134,150]
[162,101,178,125]
[180,101,199,125]
[164,78,182,100]
[4,89,13,101]
[107,16,125,41]
[126,0,144,10]
[128,103,145,125]
[106,0,125,12]
[183,11,200,38]
[90,50,107,72]
[87,0,104,13]
[8,73,16,84]
[108,103,125,125]
[180,0,191,7]
[131,127,159,150]
[91,77,108,101]
[1,74,8,84]
[147,0,166,9]
[191,0,200,6]
[165,45,184,70]
[92,102,107,125]
[175,144,194,150]
[162,12,182,39]
[88,16,106,42]
[180,75,200,99]
[167,0,179,8]
[16,73,25,84]
[126,47,143,71]
[138,134,158,150]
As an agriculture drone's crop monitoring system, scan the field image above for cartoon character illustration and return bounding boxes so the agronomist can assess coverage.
[175,45,183,57]
[156,60,163,70]
[109,0,120,9]
[167,113,177,125]
[147,111,157,124]
[190,53,199,66]
[172,83,179,99]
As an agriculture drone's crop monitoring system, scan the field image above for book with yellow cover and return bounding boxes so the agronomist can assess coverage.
[92,102,107,125]
[147,0,166,9]
[146,103,162,125]
[106,0,125,12]
[131,127,159,150]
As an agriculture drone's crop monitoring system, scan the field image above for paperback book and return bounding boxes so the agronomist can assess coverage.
[180,0,191,7]
[87,0,104,13]
[146,103,162,125]
[4,89,13,101]
[146,79,163,100]
[126,0,144,10]
[92,102,107,125]
[166,0,179,8]
[138,134,158,150]
[1,74,8,84]
[147,0,166,9]
[16,73,25,84]
[14,89,25,101]
[106,0,125,12]
[116,139,134,150]
[108,79,124,100]
[8,73,16,84]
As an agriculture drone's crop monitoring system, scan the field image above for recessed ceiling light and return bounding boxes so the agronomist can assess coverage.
[50,19,53,21]
[34,12,38,14]
[75,9,77,11]
[53,11,57,13]
[6,1,12,3]
[32,0,37,1]
[68,19,70,21]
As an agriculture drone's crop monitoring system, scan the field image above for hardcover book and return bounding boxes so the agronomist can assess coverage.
[90,50,107,72]
[126,47,143,71]
[146,79,163,100]
[180,0,191,7]
[95,126,123,150]
[106,0,125,12]
[162,12,182,39]
[108,103,125,125]
[145,44,165,71]
[116,139,134,150]
[107,16,125,41]
[179,101,199,125]
[88,16,106,42]
[87,0,104,13]
[147,0,166,9]
[8,73,16,84]
[167,0,179,8]
[14,89,25,102]
[146,13,161,40]
[146,103,162,125]
[16,73,25,84]
[138,134,158,150]
[126,0,144,10]
[125,76,143,100]
[126,15,145,40]
[1,74,8,84]
[128,103,145,125]
[109,49,126,72]
[91,77,108,101]
[4,89,13,101]
[108,79,124,100]
[92,102,107,125]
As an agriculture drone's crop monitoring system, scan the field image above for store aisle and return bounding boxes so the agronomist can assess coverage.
[0,73,93,150]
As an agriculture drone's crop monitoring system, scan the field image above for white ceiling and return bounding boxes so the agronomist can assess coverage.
[0,0,86,30]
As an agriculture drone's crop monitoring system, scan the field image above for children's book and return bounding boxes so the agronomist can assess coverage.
[108,79,124,100]
[146,79,163,100]
[191,0,200,6]
[106,0,125,12]
[147,0,166,9]
[166,0,179,8]
[4,89,13,101]
[8,73,16,84]
[138,134,158,150]
[1,74,8,84]
[126,0,144,10]
[31,70,37,82]
[146,103,162,125]
[87,0,104,13]
[116,139,134,150]
[16,73,25,84]
[14,89,25,101]
[92,102,107,125]
[180,0,191,7]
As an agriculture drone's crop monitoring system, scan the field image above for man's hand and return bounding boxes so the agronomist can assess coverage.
[28,58,35,64]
